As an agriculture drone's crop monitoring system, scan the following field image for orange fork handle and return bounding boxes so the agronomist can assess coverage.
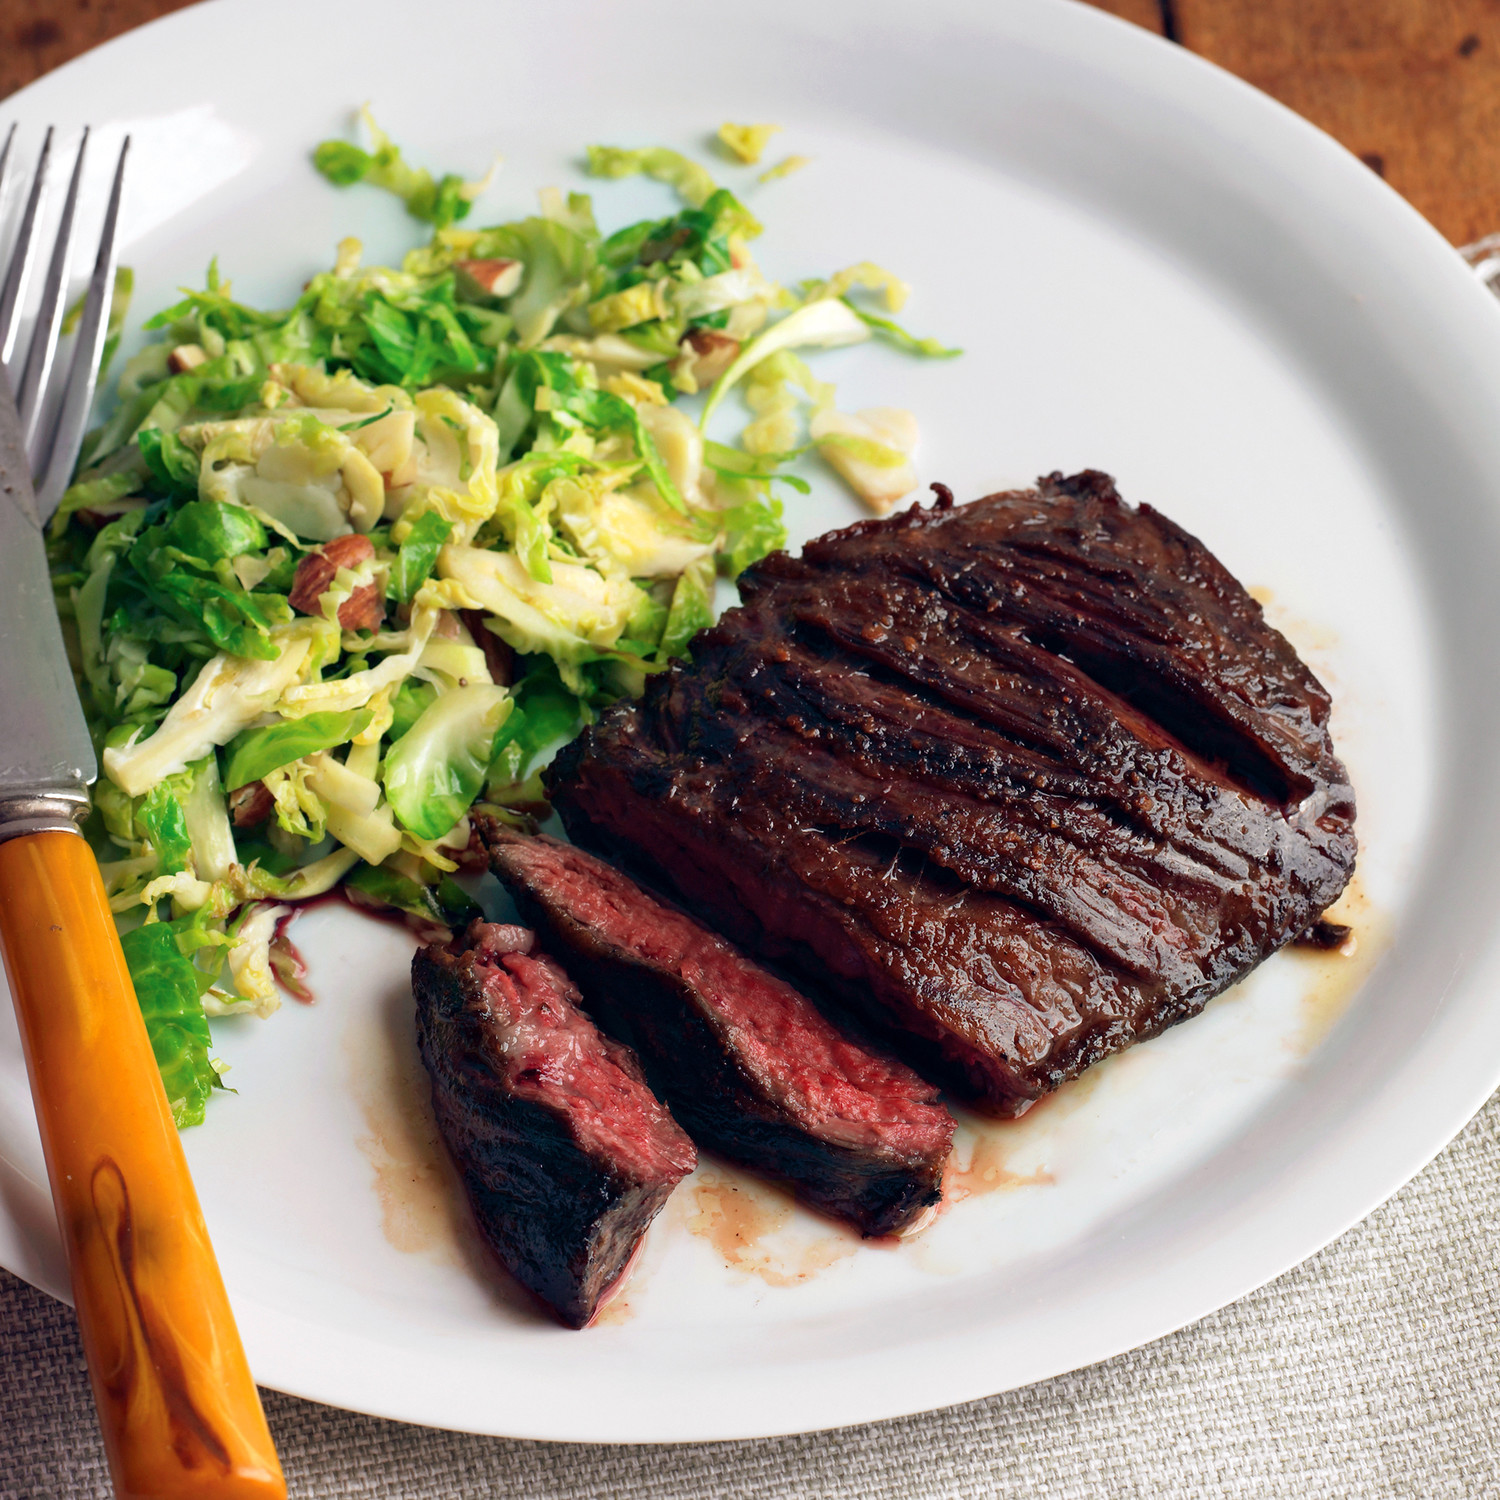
[0,830,285,1500]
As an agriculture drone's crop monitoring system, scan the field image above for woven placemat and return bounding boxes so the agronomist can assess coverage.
[3,1091,1498,1500]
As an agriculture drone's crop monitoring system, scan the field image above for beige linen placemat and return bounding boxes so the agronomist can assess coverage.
[3,1091,1498,1499]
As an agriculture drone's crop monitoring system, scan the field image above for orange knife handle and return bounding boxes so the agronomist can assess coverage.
[0,830,285,1500]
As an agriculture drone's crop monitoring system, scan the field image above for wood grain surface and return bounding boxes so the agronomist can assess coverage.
[1164,1,1500,246]
[0,0,1496,245]
[1095,0,1500,246]
[0,0,198,102]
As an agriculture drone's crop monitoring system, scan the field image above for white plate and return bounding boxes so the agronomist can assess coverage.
[3,0,1500,1444]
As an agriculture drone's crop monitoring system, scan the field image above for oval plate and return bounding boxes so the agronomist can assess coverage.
[3,0,1499,1443]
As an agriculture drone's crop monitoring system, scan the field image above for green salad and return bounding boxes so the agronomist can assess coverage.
[46,115,956,1126]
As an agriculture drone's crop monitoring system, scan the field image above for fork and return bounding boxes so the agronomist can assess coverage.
[0,122,125,516]
[0,125,287,1500]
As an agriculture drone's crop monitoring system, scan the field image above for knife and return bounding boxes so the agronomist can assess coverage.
[0,374,286,1496]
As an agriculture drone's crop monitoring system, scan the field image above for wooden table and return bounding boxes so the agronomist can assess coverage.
[4,0,1497,247]
[2,0,1488,246]
[2,0,1500,246]
[1094,0,1500,246]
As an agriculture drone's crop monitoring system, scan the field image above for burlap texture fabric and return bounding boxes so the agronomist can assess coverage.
[3,1092,1498,1499]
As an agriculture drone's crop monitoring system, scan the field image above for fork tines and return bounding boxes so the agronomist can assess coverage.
[0,125,130,521]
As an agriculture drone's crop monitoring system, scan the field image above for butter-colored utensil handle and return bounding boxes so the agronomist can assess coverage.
[0,830,285,1500]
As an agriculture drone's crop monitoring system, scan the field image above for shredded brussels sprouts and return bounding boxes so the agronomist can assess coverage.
[50,117,957,1124]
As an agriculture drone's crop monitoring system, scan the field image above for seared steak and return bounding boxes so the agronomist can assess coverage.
[481,822,954,1236]
[547,472,1357,1116]
[413,921,695,1327]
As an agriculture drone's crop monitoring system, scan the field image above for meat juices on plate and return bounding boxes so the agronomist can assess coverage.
[412,921,695,1328]
[480,822,955,1237]
[546,471,1358,1117]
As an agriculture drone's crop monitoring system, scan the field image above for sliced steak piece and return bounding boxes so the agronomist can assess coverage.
[412,920,695,1327]
[479,821,954,1236]
[547,471,1358,1117]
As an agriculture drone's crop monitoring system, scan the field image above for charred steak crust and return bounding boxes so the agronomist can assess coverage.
[546,472,1358,1117]
[412,922,695,1328]
[479,820,954,1236]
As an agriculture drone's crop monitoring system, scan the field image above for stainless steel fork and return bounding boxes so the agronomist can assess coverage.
[0,121,287,1500]
[0,123,129,520]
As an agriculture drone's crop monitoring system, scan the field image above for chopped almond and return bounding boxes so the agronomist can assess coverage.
[289,533,379,620]
[169,343,208,373]
[288,555,336,616]
[75,497,147,529]
[229,781,274,828]
[326,533,375,567]
[461,608,515,686]
[451,819,492,874]
[336,581,385,632]
[682,327,740,386]
[455,258,523,298]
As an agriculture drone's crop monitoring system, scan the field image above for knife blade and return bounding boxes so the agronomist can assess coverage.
[0,371,92,834]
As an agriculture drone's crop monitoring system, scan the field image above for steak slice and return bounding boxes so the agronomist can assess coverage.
[412,920,695,1327]
[547,471,1358,1116]
[480,821,954,1236]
